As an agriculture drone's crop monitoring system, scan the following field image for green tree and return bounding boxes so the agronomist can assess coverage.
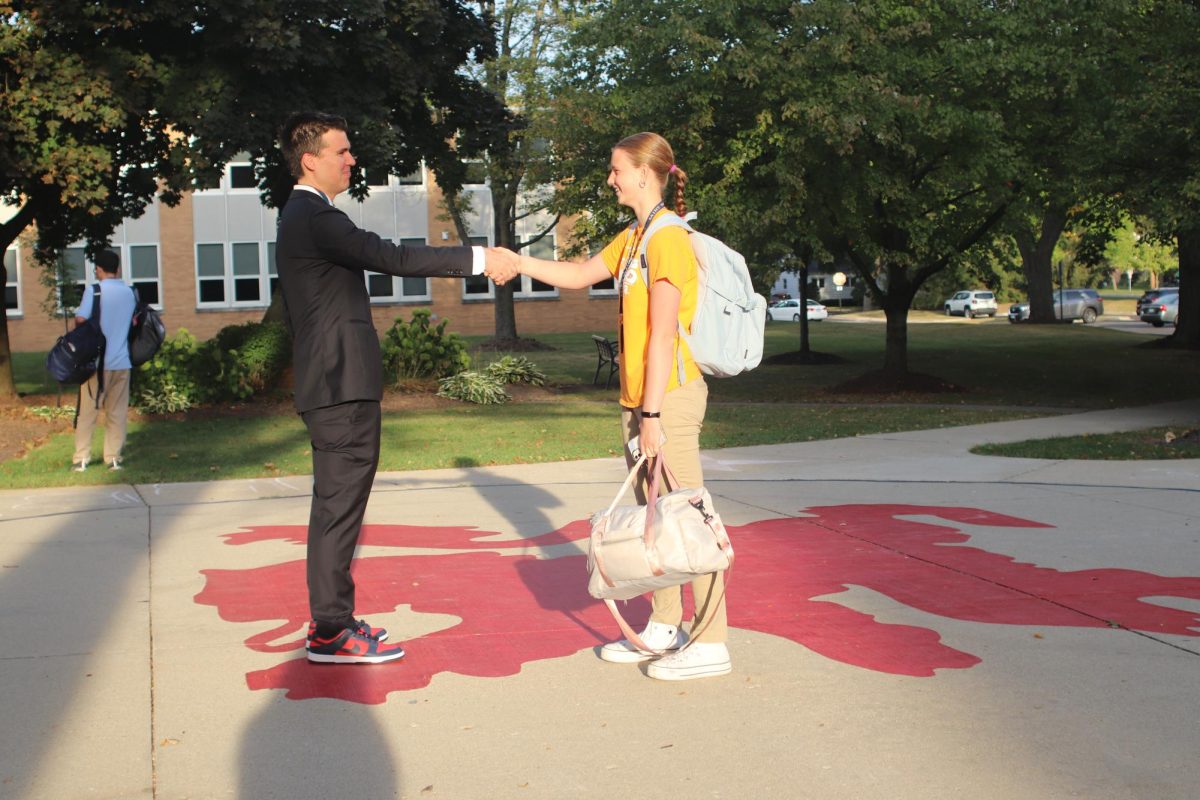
[0,1,505,400]
[440,0,565,345]
[1110,0,1200,348]
[993,2,1129,323]
[1,3,191,399]
[547,0,1049,380]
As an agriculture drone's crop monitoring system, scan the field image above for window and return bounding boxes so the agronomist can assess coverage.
[589,245,617,295]
[462,235,492,298]
[396,167,423,186]
[463,160,488,185]
[4,248,19,315]
[196,242,274,307]
[228,163,256,189]
[128,245,161,306]
[516,235,558,297]
[197,244,226,304]
[267,241,278,298]
[361,167,390,188]
[365,238,431,302]
[58,247,88,314]
[232,242,263,302]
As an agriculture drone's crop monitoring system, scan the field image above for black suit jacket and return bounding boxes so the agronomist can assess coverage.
[276,188,473,413]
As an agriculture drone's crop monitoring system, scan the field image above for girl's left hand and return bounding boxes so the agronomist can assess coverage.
[640,415,663,458]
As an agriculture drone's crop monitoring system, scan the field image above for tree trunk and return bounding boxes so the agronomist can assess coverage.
[881,296,910,377]
[493,282,517,340]
[797,263,811,355]
[0,301,17,402]
[1014,206,1068,323]
[0,200,37,402]
[1169,227,1199,348]
[879,263,917,377]
[261,285,287,326]
[493,194,519,341]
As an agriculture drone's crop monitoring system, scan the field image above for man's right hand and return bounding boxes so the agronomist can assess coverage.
[484,247,519,285]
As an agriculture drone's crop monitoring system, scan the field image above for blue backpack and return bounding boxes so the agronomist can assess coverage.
[637,213,767,382]
[46,287,106,386]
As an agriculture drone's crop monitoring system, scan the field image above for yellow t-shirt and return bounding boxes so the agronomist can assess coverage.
[600,210,703,409]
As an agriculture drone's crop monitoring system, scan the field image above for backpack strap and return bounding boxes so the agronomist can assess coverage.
[91,285,105,404]
[636,213,694,385]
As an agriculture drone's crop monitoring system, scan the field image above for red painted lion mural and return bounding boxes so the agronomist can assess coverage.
[193,504,1200,705]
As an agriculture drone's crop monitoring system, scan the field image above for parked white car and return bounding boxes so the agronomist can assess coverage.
[944,290,998,318]
[767,298,828,322]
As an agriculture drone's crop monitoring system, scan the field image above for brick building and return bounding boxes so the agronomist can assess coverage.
[3,162,618,353]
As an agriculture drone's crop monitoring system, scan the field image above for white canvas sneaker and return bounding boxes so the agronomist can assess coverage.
[646,642,731,681]
[599,621,688,664]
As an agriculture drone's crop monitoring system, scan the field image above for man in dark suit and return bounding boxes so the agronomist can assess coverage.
[277,111,517,664]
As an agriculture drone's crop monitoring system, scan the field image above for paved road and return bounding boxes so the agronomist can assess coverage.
[1094,317,1175,336]
[2,401,1198,799]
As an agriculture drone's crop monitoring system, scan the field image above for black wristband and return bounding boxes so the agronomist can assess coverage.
[641,410,661,418]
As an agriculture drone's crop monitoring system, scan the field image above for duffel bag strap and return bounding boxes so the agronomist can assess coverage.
[602,566,732,657]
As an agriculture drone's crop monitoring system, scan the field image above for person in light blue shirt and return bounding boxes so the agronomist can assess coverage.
[71,250,137,471]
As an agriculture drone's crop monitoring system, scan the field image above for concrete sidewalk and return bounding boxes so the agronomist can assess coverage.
[1,400,1197,800]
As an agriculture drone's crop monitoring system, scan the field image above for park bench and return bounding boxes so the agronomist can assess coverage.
[591,335,619,388]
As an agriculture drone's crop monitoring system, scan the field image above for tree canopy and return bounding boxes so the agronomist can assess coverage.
[0,0,506,398]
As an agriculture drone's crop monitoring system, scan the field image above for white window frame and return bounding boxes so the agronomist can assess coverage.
[395,165,425,188]
[4,247,21,318]
[195,241,272,308]
[588,246,618,296]
[226,160,258,193]
[196,243,228,307]
[366,238,432,303]
[461,235,494,300]
[515,233,559,298]
[125,243,163,309]
[56,246,90,316]
[230,240,268,306]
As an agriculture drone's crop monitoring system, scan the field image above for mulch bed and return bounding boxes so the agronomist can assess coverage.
[0,381,574,463]
[0,398,73,462]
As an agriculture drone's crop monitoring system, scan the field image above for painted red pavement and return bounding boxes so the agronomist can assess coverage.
[193,504,1200,704]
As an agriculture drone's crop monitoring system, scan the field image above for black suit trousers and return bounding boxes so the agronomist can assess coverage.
[301,400,382,625]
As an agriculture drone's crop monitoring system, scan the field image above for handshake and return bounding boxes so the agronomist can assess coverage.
[483,247,521,286]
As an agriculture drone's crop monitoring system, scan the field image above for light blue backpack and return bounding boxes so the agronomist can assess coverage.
[637,213,767,382]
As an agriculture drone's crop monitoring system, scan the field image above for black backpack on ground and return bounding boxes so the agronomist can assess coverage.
[129,288,166,367]
[46,286,106,387]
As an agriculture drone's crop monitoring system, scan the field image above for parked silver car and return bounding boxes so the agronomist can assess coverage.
[943,290,998,318]
[1136,286,1178,316]
[1139,292,1179,327]
[1008,289,1104,323]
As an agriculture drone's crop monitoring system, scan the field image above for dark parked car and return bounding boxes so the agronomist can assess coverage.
[1139,292,1179,327]
[1136,286,1178,316]
[1008,289,1104,323]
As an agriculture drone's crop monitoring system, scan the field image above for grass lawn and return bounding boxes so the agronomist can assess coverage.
[5,319,1197,487]
[972,427,1200,460]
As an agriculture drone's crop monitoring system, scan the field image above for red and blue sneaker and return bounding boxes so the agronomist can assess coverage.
[306,626,405,664]
[306,619,388,645]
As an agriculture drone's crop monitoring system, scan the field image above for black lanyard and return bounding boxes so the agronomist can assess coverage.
[618,201,666,298]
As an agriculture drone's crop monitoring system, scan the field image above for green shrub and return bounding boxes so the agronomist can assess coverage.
[137,379,194,414]
[381,310,470,382]
[210,321,291,397]
[132,329,212,410]
[484,355,546,386]
[132,322,292,410]
[437,371,510,404]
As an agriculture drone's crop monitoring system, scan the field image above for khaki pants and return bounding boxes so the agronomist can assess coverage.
[74,369,131,466]
[620,377,727,643]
